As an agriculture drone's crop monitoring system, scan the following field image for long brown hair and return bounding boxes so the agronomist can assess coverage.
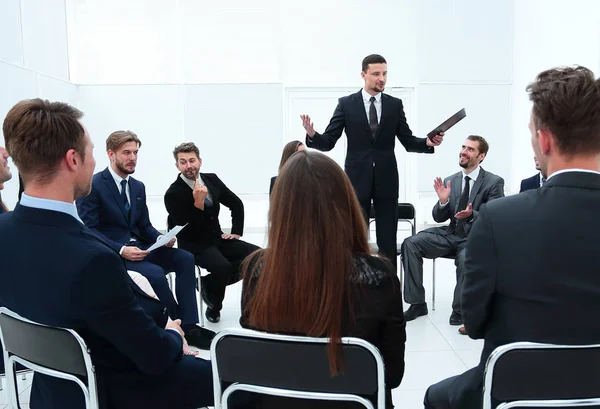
[278,140,304,172]
[243,151,370,374]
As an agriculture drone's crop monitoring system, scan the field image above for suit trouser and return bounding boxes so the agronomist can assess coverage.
[423,366,483,409]
[194,238,261,310]
[125,245,199,327]
[401,230,466,313]
[359,196,398,269]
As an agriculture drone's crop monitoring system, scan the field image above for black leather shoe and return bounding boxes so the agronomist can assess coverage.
[404,303,428,321]
[184,326,217,350]
[205,307,220,323]
[449,311,463,326]
[200,279,217,310]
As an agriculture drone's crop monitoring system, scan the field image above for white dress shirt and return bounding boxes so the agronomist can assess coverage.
[361,88,382,123]
[180,173,213,203]
[108,165,131,203]
[439,166,481,207]
[547,168,600,180]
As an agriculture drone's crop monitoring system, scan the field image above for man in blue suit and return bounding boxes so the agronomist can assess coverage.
[519,156,545,192]
[76,130,210,349]
[0,99,213,408]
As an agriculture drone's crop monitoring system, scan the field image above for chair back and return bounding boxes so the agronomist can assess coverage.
[211,328,385,409]
[0,307,99,409]
[483,341,600,409]
[369,202,416,235]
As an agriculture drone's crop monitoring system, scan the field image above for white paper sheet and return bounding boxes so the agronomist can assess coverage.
[147,224,188,252]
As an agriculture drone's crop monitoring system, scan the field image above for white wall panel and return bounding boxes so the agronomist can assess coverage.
[77,84,184,197]
[20,0,69,80]
[0,0,24,65]
[184,83,283,195]
[416,84,511,193]
[416,0,513,84]
[180,0,281,84]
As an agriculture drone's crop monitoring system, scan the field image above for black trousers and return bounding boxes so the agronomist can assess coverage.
[359,196,398,269]
[194,238,260,310]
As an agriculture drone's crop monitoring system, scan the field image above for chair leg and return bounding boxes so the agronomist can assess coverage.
[196,266,205,327]
[432,259,436,311]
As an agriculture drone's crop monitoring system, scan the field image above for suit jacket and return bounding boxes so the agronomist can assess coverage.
[306,90,433,201]
[430,168,505,237]
[454,171,600,408]
[164,173,244,254]
[269,176,277,196]
[241,254,405,409]
[0,205,183,408]
[519,172,541,192]
[76,167,161,252]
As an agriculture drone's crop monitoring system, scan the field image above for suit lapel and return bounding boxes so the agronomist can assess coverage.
[128,178,138,225]
[201,174,219,203]
[469,169,485,204]
[102,168,130,222]
[376,94,390,141]
[352,91,371,134]
[452,173,462,213]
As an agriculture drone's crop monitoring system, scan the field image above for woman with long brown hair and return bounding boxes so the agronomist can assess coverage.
[269,140,305,196]
[242,150,406,408]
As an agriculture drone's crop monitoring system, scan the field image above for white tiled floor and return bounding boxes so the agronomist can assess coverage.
[0,233,481,409]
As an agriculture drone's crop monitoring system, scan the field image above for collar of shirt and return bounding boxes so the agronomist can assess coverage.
[547,168,600,180]
[20,192,83,224]
[362,88,381,103]
[180,173,195,189]
[108,165,130,190]
[462,165,481,182]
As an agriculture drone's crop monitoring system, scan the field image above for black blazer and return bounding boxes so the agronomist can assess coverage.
[454,171,600,408]
[241,254,406,409]
[165,173,245,254]
[0,205,183,408]
[77,168,161,251]
[519,172,541,192]
[306,90,433,200]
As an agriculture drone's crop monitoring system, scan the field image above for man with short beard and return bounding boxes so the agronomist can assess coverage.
[0,145,12,213]
[0,100,213,408]
[165,142,260,323]
[77,131,213,349]
[401,136,504,327]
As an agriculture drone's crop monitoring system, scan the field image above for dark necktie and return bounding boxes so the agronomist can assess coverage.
[369,96,378,138]
[204,196,213,208]
[120,179,131,215]
[541,177,547,186]
[455,176,471,237]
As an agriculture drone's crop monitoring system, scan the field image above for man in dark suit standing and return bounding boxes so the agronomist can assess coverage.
[0,99,213,408]
[519,156,544,192]
[165,142,260,323]
[301,54,443,268]
[424,66,600,409]
[0,145,12,213]
[401,136,504,326]
[77,131,210,348]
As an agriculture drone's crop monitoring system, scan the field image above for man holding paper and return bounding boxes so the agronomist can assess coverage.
[77,131,209,348]
[301,54,444,269]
